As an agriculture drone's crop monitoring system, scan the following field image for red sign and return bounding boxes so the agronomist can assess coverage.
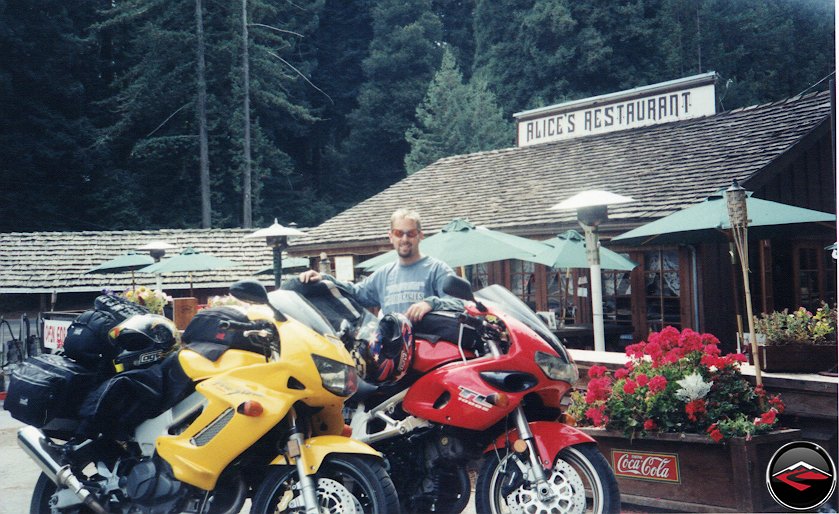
[612,449,680,483]
[43,319,72,349]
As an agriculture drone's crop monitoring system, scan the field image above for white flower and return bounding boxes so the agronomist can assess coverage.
[674,373,712,402]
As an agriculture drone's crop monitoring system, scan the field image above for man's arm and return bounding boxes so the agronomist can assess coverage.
[298,269,381,309]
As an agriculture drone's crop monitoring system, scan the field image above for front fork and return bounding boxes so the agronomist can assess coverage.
[486,338,554,502]
[287,410,320,514]
[512,406,556,502]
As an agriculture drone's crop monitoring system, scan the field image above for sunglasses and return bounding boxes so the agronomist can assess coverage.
[391,229,419,238]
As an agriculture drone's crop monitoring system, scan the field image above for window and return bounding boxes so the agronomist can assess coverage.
[547,268,577,325]
[602,261,633,327]
[795,244,837,310]
[644,249,681,332]
[465,263,489,291]
[510,260,536,309]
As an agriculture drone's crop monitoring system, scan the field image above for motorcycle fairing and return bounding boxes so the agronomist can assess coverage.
[485,421,596,468]
[268,435,382,474]
[178,348,265,381]
[411,337,476,373]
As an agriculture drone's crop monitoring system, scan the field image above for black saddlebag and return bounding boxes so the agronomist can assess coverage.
[62,309,120,368]
[4,354,101,427]
[182,306,257,360]
[413,311,478,350]
[76,352,192,438]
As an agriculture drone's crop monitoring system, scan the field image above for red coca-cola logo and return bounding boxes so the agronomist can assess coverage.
[612,450,680,483]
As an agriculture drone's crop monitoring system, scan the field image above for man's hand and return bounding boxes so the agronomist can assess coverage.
[299,270,322,283]
[405,301,432,322]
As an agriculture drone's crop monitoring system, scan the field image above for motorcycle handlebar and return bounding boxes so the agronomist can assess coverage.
[457,312,484,331]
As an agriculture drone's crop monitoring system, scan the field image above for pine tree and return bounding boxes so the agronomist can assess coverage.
[405,48,512,174]
[342,0,444,194]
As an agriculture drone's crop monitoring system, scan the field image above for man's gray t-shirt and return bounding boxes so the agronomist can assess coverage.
[336,256,460,315]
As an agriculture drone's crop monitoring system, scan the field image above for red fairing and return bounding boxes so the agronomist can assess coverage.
[411,337,475,373]
[402,308,572,431]
[485,422,597,468]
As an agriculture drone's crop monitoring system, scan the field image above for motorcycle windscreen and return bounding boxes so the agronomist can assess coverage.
[475,285,570,361]
[267,289,338,337]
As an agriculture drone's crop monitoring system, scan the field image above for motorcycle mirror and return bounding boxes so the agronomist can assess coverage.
[338,319,355,348]
[443,276,487,312]
[230,280,271,304]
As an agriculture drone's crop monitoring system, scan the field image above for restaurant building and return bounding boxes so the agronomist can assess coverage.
[291,73,836,353]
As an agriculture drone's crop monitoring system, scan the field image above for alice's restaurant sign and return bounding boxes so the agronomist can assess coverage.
[514,72,717,146]
[612,449,680,483]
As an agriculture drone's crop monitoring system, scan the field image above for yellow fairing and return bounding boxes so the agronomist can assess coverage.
[156,316,359,491]
[270,436,382,474]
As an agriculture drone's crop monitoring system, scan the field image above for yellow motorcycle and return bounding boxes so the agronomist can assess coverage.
[16,280,399,514]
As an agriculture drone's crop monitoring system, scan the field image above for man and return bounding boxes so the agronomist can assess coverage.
[299,208,462,321]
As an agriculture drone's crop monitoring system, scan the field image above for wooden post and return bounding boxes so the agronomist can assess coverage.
[172,297,198,330]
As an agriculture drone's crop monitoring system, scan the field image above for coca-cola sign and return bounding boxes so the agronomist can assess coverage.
[612,450,680,483]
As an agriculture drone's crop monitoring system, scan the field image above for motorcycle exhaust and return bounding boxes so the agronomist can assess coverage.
[17,426,111,514]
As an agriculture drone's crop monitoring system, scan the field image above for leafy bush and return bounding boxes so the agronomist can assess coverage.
[753,303,837,345]
[568,326,784,442]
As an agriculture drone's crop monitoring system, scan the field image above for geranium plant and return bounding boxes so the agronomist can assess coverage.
[568,326,784,442]
[753,302,837,345]
[122,286,172,315]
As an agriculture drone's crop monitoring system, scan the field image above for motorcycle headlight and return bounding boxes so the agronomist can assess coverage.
[312,354,358,397]
[535,351,579,383]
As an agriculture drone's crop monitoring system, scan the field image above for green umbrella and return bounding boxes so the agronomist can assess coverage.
[85,251,156,290]
[612,192,836,245]
[85,251,154,274]
[534,230,638,271]
[255,256,310,275]
[357,218,550,271]
[138,247,243,295]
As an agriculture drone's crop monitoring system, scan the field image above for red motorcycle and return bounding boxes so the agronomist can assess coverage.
[336,276,620,514]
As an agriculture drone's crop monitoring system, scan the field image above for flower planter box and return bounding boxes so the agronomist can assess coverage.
[581,427,801,512]
[747,343,838,373]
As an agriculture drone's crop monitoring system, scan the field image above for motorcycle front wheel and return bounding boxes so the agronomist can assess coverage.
[475,443,621,514]
[250,454,400,514]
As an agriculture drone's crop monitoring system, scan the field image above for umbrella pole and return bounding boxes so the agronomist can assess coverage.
[189,272,194,298]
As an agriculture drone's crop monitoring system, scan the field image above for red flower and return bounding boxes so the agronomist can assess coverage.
[588,365,608,379]
[643,419,657,431]
[709,429,724,443]
[585,406,607,426]
[768,395,785,414]
[648,375,667,393]
[636,373,649,387]
[614,368,629,380]
[585,377,611,403]
[759,409,777,425]
[623,379,638,394]
[685,399,706,422]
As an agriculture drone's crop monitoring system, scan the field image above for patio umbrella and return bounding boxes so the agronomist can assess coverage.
[138,247,243,295]
[85,251,156,289]
[534,230,638,271]
[612,192,835,245]
[254,256,310,275]
[357,218,550,271]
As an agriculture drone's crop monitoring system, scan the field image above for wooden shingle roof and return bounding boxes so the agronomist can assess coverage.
[0,228,309,293]
[293,91,831,253]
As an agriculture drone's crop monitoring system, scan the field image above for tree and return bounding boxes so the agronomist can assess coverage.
[342,0,444,195]
[405,48,512,174]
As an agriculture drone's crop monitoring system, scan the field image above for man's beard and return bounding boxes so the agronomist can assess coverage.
[397,243,413,258]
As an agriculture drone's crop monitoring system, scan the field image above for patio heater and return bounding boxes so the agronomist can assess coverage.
[246,219,305,288]
[552,191,634,352]
[726,179,762,387]
[137,241,175,290]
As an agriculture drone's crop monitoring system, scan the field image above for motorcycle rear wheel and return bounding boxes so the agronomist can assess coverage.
[250,455,400,514]
[475,443,620,514]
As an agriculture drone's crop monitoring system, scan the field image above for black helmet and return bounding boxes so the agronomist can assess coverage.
[108,314,179,372]
[364,313,414,384]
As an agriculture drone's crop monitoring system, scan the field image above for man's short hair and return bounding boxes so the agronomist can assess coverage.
[390,208,422,231]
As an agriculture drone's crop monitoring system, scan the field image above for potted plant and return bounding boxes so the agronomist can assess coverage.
[122,286,172,315]
[567,326,799,512]
[750,303,838,372]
